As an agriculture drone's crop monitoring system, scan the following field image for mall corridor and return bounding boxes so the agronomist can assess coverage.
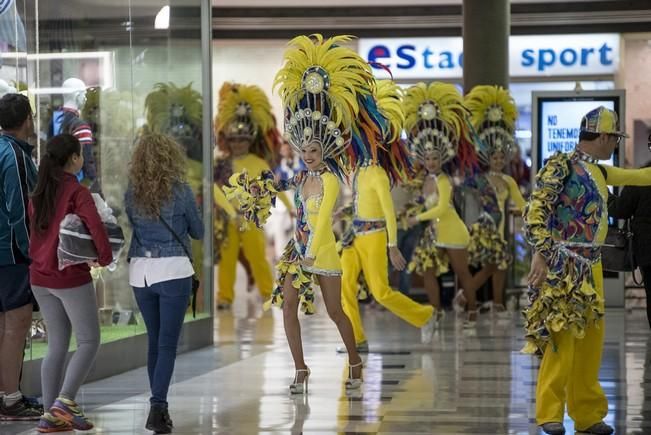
[3,297,649,435]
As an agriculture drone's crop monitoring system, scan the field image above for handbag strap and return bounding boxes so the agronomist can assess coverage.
[158,215,194,265]
[159,215,200,319]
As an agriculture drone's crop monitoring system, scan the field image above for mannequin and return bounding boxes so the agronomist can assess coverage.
[0,79,17,97]
[0,80,18,134]
[54,78,98,190]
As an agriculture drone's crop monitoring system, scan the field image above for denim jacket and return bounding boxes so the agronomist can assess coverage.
[125,182,204,259]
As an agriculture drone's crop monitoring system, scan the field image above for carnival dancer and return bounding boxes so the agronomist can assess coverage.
[402,82,496,328]
[339,79,436,351]
[524,106,651,435]
[464,85,526,316]
[214,83,292,309]
[226,34,369,394]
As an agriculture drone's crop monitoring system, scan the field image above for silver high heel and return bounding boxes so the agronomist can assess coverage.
[463,310,478,329]
[289,368,310,395]
[345,360,363,390]
[452,289,467,313]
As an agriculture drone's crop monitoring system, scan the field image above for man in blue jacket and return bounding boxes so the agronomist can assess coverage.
[0,93,40,420]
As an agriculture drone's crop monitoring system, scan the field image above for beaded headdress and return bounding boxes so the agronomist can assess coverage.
[214,82,281,162]
[274,34,373,178]
[464,85,518,164]
[403,82,467,165]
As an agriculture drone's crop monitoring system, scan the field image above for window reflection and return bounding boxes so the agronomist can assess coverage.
[6,1,211,361]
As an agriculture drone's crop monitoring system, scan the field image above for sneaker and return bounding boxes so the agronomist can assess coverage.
[540,422,566,435]
[336,341,369,354]
[0,397,42,421]
[23,395,44,414]
[49,397,93,431]
[579,422,614,435]
[217,302,232,310]
[37,412,73,433]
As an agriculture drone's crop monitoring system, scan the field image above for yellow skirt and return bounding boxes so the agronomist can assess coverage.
[436,213,470,248]
[305,241,342,276]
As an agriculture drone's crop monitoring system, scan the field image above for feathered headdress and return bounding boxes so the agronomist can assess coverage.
[145,82,202,136]
[274,33,373,178]
[144,82,203,160]
[214,83,282,163]
[403,82,467,165]
[362,80,411,185]
[464,85,517,164]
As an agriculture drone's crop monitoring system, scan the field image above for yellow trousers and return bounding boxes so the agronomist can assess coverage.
[341,231,434,344]
[218,222,273,304]
[536,262,608,430]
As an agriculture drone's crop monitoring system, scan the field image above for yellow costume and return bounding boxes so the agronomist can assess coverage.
[214,83,290,305]
[489,173,526,235]
[258,33,374,316]
[340,80,433,345]
[523,106,651,431]
[402,82,471,275]
[342,166,434,344]
[266,171,341,313]
[465,85,525,271]
[416,173,469,247]
[218,154,292,304]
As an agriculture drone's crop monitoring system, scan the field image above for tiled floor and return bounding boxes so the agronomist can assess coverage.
[3,291,651,434]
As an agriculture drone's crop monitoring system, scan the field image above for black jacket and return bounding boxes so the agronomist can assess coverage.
[608,186,651,267]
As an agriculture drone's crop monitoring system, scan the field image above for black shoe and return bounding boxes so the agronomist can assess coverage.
[0,397,43,421]
[146,405,172,434]
[540,422,566,435]
[579,422,614,435]
[22,396,44,414]
[163,408,174,428]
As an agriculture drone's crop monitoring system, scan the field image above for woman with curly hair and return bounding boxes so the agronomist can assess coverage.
[125,133,203,434]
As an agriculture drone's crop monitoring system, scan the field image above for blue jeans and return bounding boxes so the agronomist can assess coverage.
[133,277,191,406]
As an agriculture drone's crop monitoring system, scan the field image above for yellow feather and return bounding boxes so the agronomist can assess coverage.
[215,83,276,137]
[403,82,465,137]
[375,80,404,143]
[273,33,373,132]
[465,85,517,131]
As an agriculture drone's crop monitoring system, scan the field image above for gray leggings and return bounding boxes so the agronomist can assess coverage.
[32,283,100,410]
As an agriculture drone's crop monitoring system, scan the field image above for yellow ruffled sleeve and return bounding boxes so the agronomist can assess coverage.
[372,167,398,246]
[213,184,236,218]
[416,174,452,222]
[523,152,570,258]
[254,158,294,211]
[307,173,339,259]
[505,174,526,213]
[603,166,651,187]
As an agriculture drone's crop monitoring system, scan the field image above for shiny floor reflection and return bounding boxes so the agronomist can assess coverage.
[4,292,651,434]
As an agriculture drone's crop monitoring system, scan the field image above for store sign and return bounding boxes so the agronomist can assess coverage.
[359,34,620,79]
[538,99,616,166]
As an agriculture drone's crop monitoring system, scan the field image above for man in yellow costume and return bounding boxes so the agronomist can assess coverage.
[524,107,651,435]
[214,84,291,309]
[339,80,436,352]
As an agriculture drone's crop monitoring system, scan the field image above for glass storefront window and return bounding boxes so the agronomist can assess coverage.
[0,1,212,361]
